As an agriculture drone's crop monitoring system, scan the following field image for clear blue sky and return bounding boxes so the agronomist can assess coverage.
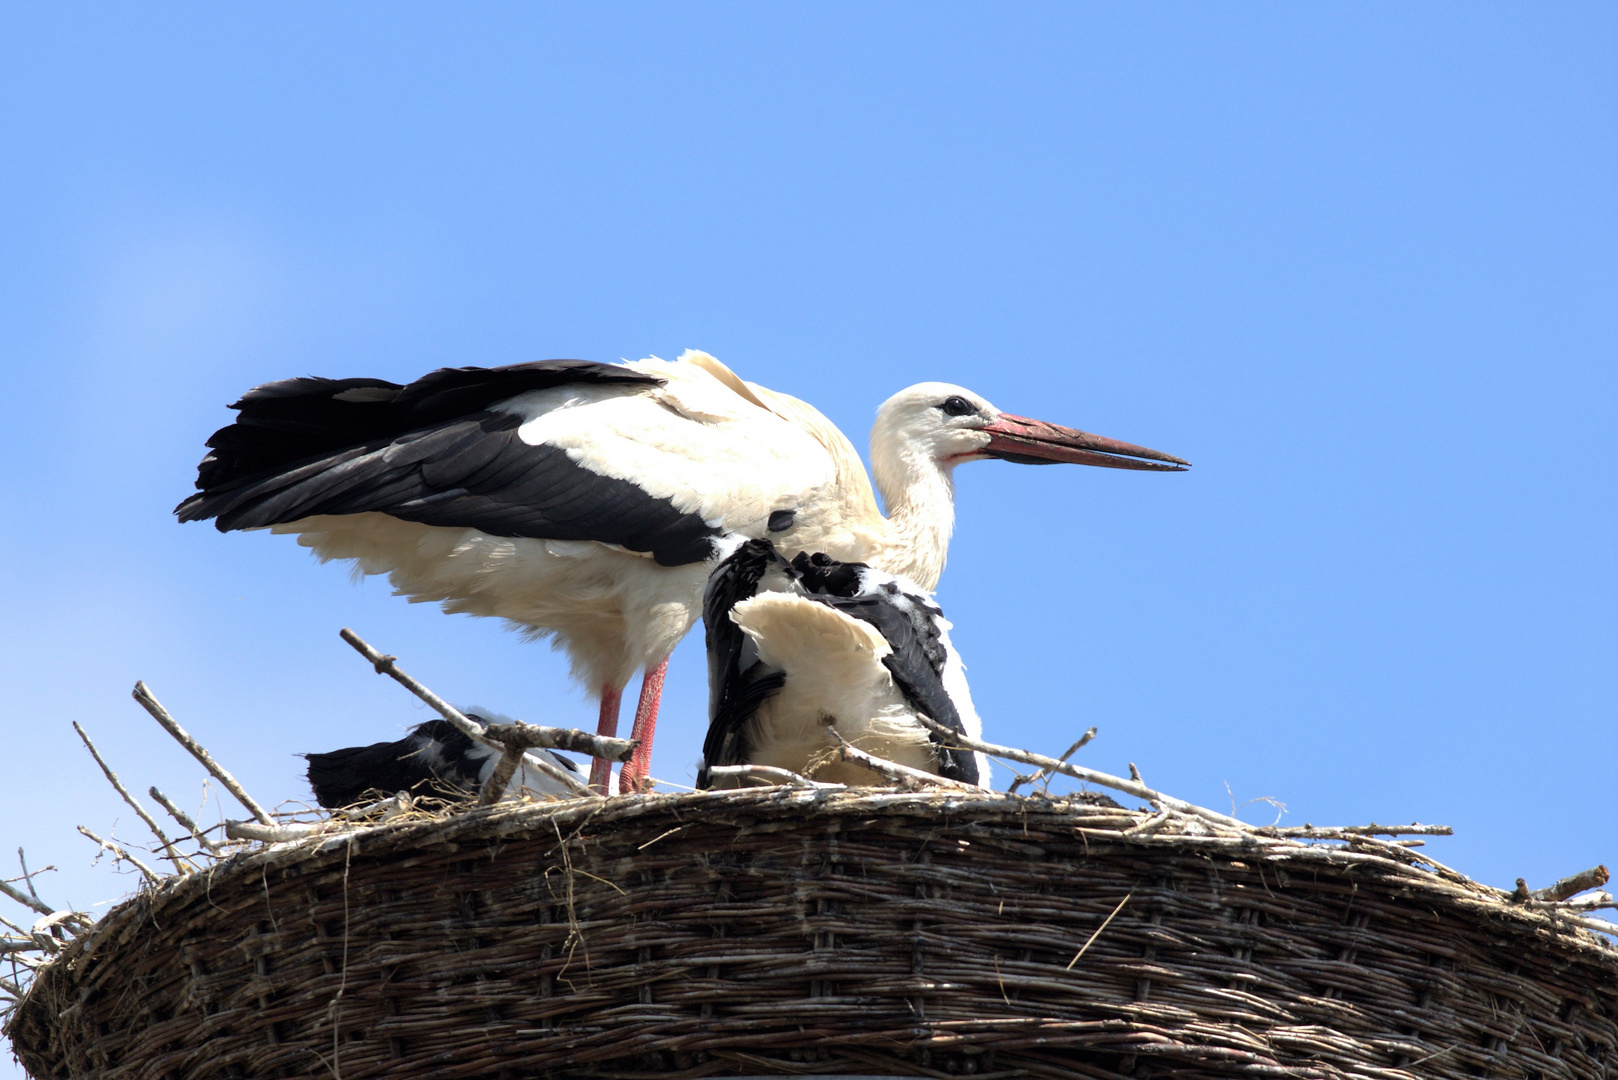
[1,5,1613,1041]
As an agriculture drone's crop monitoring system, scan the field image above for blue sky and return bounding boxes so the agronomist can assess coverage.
[1,4,1613,1038]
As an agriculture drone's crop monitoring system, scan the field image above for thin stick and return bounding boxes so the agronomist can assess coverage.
[703,765,840,789]
[1122,810,1173,837]
[913,716,1255,834]
[481,721,635,762]
[149,788,223,855]
[1066,891,1133,970]
[15,850,44,907]
[1008,727,1097,794]
[478,722,621,803]
[72,722,186,873]
[1532,865,1609,903]
[0,938,39,955]
[340,629,600,800]
[1546,891,1614,912]
[76,827,158,883]
[339,793,413,820]
[833,734,975,790]
[0,879,52,917]
[226,819,324,843]
[133,682,274,825]
[1264,823,1453,838]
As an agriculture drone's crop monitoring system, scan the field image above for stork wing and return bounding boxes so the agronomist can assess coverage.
[699,540,787,782]
[178,359,833,567]
[806,589,980,786]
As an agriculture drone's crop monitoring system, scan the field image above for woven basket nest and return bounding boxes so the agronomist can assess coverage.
[8,788,1617,1080]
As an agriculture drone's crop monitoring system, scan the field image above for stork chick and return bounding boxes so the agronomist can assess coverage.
[700,539,988,788]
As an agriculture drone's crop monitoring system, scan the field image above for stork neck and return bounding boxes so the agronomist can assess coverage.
[874,451,955,591]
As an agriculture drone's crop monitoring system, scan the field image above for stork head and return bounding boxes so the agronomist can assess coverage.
[871,382,1190,476]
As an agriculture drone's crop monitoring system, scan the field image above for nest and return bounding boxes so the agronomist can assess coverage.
[8,788,1617,1080]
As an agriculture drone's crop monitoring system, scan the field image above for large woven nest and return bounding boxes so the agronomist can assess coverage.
[8,789,1617,1080]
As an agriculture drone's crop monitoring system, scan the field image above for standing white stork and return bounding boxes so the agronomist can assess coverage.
[699,539,988,788]
[177,350,1186,792]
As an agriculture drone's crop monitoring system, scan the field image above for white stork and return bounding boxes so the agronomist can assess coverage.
[178,350,1186,792]
[699,539,988,787]
[304,711,581,807]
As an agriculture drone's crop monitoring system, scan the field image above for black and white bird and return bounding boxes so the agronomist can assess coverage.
[304,712,581,808]
[700,538,987,788]
[180,350,1186,793]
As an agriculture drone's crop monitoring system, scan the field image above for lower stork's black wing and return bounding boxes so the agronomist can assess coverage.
[698,539,788,786]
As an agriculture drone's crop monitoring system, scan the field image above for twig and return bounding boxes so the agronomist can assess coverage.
[1545,891,1614,912]
[482,721,636,762]
[833,734,975,790]
[0,938,40,955]
[703,765,840,789]
[149,788,222,855]
[133,682,274,825]
[1122,810,1173,837]
[339,793,414,820]
[1532,865,1609,903]
[72,722,187,873]
[1008,726,1097,794]
[340,628,601,801]
[29,910,90,946]
[1066,891,1133,969]
[1263,823,1453,838]
[225,820,324,843]
[76,827,159,883]
[478,722,623,803]
[14,850,44,907]
[913,716,1256,834]
[0,879,53,917]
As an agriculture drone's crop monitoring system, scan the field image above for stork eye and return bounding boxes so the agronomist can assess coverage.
[938,396,976,417]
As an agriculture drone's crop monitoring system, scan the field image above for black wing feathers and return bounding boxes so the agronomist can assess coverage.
[178,360,722,566]
[304,720,483,808]
[699,539,788,785]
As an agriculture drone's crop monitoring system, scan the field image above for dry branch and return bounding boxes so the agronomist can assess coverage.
[478,722,626,803]
[703,765,837,789]
[0,878,52,917]
[1008,726,1097,794]
[225,820,324,844]
[149,787,222,855]
[72,722,186,872]
[481,721,636,762]
[133,682,274,825]
[1533,865,1609,902]
[76,827,158,883]
[1263,823,1453,838]
[0,880,52,919]
[340,628,600,801]
[833,734,974,790]
[913,715,1254,833]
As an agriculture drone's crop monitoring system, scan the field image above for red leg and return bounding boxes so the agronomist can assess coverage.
[620,658,668,794]
[588,684,623,795]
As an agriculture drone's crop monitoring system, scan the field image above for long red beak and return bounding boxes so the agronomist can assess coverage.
[980,414,1190,471]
